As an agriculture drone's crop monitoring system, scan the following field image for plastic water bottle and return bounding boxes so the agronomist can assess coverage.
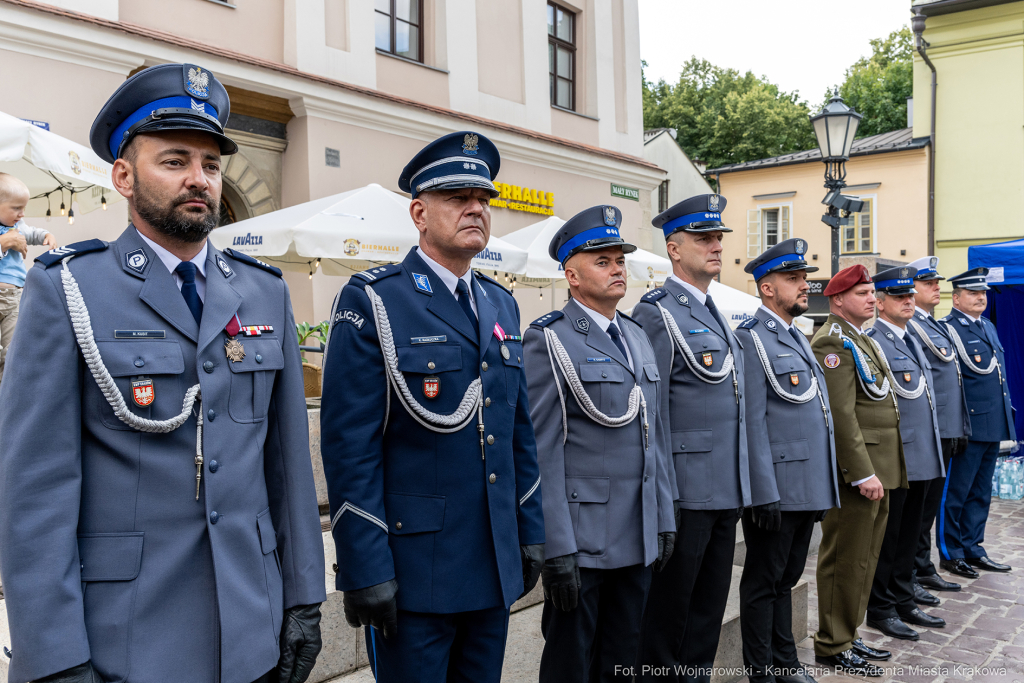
[993,456,1005,497]
[1012,458,1024,500]
[999,458,1014,499]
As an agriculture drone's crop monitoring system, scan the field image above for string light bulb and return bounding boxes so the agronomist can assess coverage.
[45,194,52,222]
[67,192,75,225]
[539,290,543,300]
[308,262,314,280]
[101,192,107,210]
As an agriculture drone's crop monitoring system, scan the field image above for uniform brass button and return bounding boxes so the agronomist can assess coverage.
[332,563,339,573]
[396,522,403,530]
[209,459,219,473]
[209,511,219,524]
[518,356,521,362]
[482,362,489,371]
[487,435,495,445]
[428,362,435,370]
[601,372,608,378]
[485,397,491,407]
[207,409,216,422]
[255,355,263,364]
[203,361,214,373]
[680,444,686,450]
[780,454,786,460]
[644,475,649,482]
[842,469,849,474]
[571,491,578,499]
[489,473,497,484]
[134,359,145,367]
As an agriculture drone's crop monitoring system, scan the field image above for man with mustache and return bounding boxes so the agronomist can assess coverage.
[0,64,326,683]
[320,132,544,683]
[524,205,675,682]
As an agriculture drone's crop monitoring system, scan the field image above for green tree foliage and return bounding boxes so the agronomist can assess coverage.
[828,27,913,138]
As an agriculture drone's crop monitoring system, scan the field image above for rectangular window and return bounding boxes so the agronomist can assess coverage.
[760,206,790,250]
[658,180,669,213]
[547,2,576,110]
[842,198,873,254]
[375,0,423,63]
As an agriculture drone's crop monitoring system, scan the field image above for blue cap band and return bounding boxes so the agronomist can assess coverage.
[109,96,220,159]
[875,277,915,290]
[915,268,936,278]
[557,225,623,263]
[753,253,806,281]
[662,211,723,237]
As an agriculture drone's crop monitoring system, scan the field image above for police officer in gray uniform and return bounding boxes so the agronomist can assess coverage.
[735,239,839,683]
[905,257,969,597]
[634,194,776,683]
[0,64,326,683]
[865,267,947,640]
[524,205,676,683]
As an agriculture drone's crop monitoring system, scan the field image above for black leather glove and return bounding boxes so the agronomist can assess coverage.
[35,662,101,683]
[542,553,581,611]
[751,501,782,532]
[674,500,684,532]
[276,603,323,683]
[954,436,970,456]
[519,544,544,598]
[343,578,399,639]
[653,531,676,573]
[814,509,829,523]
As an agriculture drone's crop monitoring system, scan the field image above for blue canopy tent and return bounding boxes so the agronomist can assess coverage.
[969,237,1024,439]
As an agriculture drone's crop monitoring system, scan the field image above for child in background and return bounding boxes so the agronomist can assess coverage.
[0,173,57,382]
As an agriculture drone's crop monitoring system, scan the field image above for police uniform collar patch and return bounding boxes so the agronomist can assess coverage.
[958,318,969,326]
[35,239,108,268]
[215,254,233,277]
[764,318,777,330]
[885,332,895,341]
[125,248,148,274]
[677,293,689,306]
[412,273,433,294]
[575,317,590,332]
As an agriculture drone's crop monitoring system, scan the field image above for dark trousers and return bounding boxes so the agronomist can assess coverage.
[540,564,652,683]
[868,479,933,621]
[365,606,510,683]
[739,510,816,683]
[251,672,274,683]
[939,440,1000,560]
[915,439,954,578]
[636,508,739,683]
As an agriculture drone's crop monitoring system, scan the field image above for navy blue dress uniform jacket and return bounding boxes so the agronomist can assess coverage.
[631,278,775,509]
[0,227,326,683]
[524,300,675,570]
[942,311,1016,443]
[906,310,971,440]
[735,310,840,512]
[321,248,544,613]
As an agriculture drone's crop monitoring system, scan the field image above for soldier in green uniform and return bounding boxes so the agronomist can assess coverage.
[811,265,907,677]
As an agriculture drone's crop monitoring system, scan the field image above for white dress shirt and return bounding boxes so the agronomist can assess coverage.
[952,307,981,324]
[877,317,907,340]
[915,306,933,320]
[417,248,477,316]
[668,274,708,307]
[137,229,208,303]
[574,300,633,371]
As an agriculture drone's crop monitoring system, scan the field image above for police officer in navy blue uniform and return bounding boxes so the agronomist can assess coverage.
[0,64,326,683]
[735,239,839,683]
[938,268,1016,577]
[904,257,969,597]
[633,194,776,683]
[524,206,676,683]
[320,131,545,683]
[864,267,947,640]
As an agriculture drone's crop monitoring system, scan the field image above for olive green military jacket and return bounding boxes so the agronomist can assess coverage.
[811,314,908,490]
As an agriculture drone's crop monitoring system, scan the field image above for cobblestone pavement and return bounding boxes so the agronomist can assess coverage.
[786,498,1024,683]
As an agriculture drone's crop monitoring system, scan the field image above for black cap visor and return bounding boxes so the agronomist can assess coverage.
[914,273,945,282]
[670,219,733,236]
[879,286,917,296]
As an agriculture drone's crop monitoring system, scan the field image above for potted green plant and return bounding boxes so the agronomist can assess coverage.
[296,321,330,398]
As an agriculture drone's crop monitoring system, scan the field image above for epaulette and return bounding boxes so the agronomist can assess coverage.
[639,287,667,304]
[865,328,877,337]
[530,310,564,328]
[737,317,759,330]
[222,249,282,277]
[617,311,642,329]
[353,264,401,283]
[474,270,513,296]
[35,239,108,268]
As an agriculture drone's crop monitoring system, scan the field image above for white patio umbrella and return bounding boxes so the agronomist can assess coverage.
[209,183,528,276]
[0,110,121,217]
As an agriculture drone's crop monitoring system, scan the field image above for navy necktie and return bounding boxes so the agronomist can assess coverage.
[455,279,477,327]
[607,322,628,362]
[705,293,720,319]
[175,261,203,324]
[788,325,809,357]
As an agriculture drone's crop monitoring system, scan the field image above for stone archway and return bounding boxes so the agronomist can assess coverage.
[219,131,286,223]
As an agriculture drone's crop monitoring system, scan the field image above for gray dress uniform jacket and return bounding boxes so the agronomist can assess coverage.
[0,227,326,683]
[632,278,774,510]
[867,323,945,482]
[524,300,674,569]
[906,310,971,440]
[735,309,840,512]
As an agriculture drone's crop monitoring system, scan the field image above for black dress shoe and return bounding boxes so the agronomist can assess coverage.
[899,606,946,628]
[815,650,884,677]
[918,572,962,591]
[851,638,892,661]
[966,556,1011,572]
[867,616,920,640]
[912,582,941,606]
[940,558,980,579]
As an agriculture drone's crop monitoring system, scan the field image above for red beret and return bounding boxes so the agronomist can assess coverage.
[823,264,873,297]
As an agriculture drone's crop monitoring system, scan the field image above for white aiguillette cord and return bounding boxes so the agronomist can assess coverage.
[60,256,203,497]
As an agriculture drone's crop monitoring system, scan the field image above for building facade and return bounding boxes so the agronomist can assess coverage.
[642,127,712,260]
[1,0,662,330]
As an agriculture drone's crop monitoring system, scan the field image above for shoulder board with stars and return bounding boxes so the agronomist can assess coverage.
[865,328,877,337]
[737,317,759,330]
[354,264,402,283]
[35,239,108,268]
[530,310,564,329]
[639,288,667,304]
[617,311,642,329]
[474,270,513,296]
[222,249,282,277]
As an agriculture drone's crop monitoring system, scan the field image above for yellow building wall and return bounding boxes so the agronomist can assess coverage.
[715,148,929,295]
[914,2,1024,312]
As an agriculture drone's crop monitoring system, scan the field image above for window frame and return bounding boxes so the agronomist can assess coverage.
[547,2,577,111]
[747,202,792,258]
[840,196,875,255]
[657,180,670,214]
[375,0,424,64]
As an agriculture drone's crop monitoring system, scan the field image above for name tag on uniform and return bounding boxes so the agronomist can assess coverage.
[688,329,710,335]
[115,330,165,338]
[411,335,447,344]
[587,357,613,363]
[776,353,793,358]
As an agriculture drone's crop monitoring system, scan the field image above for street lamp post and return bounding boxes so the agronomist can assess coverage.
[810,90,864,276]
